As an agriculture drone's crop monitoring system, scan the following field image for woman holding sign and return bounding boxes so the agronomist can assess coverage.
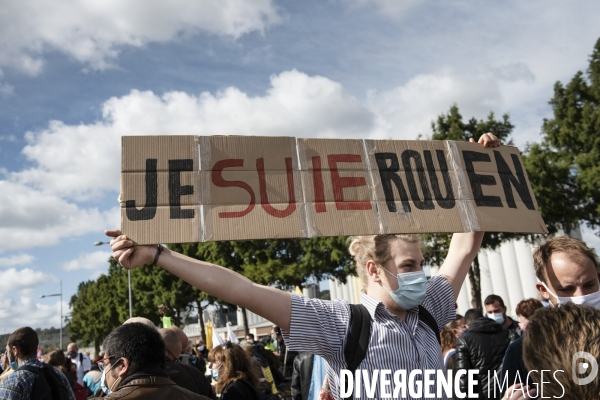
[107,133,500,400]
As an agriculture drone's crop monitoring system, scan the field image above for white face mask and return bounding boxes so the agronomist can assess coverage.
[541,281,600,309]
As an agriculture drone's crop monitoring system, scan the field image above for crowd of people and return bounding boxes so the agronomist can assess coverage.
[0,319,297,400]
[2,133,600,399]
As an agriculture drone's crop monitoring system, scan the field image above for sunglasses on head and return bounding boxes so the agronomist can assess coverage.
[222,341,233,349]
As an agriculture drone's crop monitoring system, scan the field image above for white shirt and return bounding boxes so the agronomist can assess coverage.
[71,352,91,385]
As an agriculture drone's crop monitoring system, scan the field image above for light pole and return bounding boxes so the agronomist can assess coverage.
[40,280,62,350]
[95,241,132,319]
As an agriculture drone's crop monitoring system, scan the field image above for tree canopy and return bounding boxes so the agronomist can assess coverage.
[523,38,600,236]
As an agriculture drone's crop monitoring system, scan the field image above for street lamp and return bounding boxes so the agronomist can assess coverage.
[40,280,62,350]
[95,241,132,319]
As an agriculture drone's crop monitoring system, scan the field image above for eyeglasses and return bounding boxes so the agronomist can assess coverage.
[95,355,114,372]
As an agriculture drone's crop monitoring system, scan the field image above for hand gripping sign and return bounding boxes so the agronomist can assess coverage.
[120,135,547,245]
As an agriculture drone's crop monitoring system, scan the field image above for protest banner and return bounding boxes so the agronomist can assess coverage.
[121,135,547,244]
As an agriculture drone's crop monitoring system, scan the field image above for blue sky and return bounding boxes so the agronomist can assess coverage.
[1,0,600,332]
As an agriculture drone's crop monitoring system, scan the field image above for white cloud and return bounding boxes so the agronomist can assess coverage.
[0,181,119,252]
[0,0,281,74]
[0,296,68,333]
[0,268,56,292]
[367,70,504,139]
[342,0,423,18]
[0,253,35,268]
[12,70,373,201]
[62,250,112,271]
[0,69,14,96]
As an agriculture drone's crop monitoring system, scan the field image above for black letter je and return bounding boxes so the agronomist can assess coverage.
[401,150,434,210]
[169,159,195,219]
[125,159,158,221]
[462,151,502,207]
[374,153,411,213]
[494,151,535,210]
[424,150,455,209]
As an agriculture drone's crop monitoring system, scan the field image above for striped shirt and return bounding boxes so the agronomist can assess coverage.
[282,275,455,400]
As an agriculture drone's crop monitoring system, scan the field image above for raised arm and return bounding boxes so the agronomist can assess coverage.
[106,230,292,331]
[437,132,500,300]
[437,231,484,300]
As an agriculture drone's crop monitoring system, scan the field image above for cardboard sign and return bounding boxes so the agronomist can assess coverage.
[121,136,547,244]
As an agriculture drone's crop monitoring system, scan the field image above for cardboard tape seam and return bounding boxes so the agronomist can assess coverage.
[363,139,412,234]
[445,140,480,232]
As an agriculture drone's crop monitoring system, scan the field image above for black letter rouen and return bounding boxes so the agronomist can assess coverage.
[125,159,158,221]
[375,153,411,213]
[493,151,535,210]
[169,159,195,219]
[401,150,434,210]
[462,151,503,207]
[423,150,455,209]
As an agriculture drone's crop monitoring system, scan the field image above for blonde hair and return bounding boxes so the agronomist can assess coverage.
[523,303,600,399]
[348,234,421,290]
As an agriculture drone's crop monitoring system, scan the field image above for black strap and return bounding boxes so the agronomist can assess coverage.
[342,304,441,398]
[418,305,441,345]
[345,304,372,372]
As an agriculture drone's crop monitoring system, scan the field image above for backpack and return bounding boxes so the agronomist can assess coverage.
[342,304,441,399]
[18,363,71,400]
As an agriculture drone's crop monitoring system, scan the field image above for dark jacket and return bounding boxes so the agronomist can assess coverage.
[165,358,213,398]
[103,370,210,399]
[499,337,531,395]
[505,318,522,343]
[455,317,510,400]
[291,353,314,400]
[221,379,260,400]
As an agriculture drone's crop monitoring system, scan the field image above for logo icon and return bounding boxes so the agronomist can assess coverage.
[572,351,599,385]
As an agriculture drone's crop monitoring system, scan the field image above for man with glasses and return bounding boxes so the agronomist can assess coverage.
[98,322,210,399]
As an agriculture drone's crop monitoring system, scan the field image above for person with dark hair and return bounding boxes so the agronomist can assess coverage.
[498,298,544,397]
[99,323,210,399]
[0,327,75,400]
[158,328,212,397]
[455,307,511,400]
[463,308,484,327]
[209,341,261,399]
[484,294,521,341]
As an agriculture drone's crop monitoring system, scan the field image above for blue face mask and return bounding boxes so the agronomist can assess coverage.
[8,352,18,371]
[487,313,505,325]
[383,269,428,309]
[211,369,219,380]
[100,368,111,395]
[100,360,121,395]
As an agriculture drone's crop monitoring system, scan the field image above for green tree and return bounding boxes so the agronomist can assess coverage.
[68,275,121,354]
[170,237,354,334]
[523,38,600,236]
[426,104,522,312]
[68,257,201,352]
